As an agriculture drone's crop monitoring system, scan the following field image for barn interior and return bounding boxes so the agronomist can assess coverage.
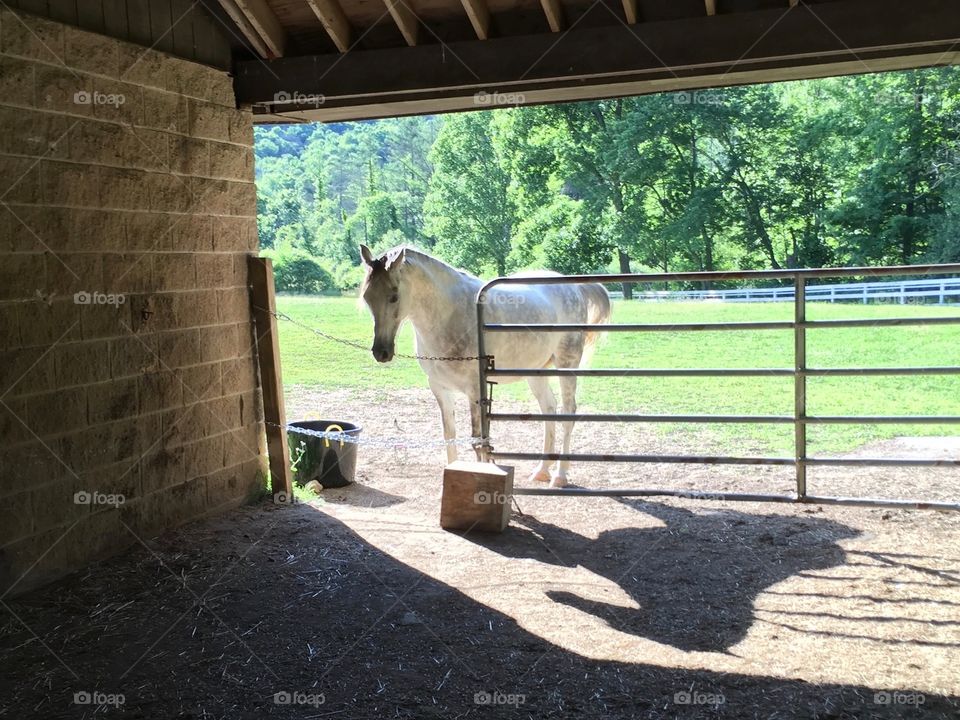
[1,0,959,717]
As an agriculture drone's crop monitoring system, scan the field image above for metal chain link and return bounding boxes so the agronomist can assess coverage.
[272,421,485,449]
[260,306,482,362]
[255,306,490,450]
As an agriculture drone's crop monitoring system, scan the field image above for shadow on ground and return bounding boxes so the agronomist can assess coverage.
[0,501,954,719]
[470,500,860,652]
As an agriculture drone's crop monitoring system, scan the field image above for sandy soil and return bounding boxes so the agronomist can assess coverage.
[1,385,958,719]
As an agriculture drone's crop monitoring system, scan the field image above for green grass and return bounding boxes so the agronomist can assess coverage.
[276,295,960,454]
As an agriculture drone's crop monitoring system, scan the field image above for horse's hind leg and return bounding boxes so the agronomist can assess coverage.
[526,377,557,483]
[552,343,584,488]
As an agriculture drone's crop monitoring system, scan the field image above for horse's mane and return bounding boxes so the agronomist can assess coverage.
[358,245,478,300]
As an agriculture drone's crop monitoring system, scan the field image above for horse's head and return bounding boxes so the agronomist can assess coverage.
[359,244,408,363]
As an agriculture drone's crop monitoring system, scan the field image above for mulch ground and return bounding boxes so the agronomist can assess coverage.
[1,387,958,719]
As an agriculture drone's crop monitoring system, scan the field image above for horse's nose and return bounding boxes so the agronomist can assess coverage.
[373,346,393,363]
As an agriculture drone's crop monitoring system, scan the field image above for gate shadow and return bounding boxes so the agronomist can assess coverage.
[470,500,860,653]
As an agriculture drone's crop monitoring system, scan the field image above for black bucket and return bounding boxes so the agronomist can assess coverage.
[287,420,362,489]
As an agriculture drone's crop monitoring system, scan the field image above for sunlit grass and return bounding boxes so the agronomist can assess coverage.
[276,295,960,454]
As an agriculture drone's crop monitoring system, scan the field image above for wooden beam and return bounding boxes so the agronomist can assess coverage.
[384,0,419,46]
[248,257,293,499]
[540,0,563,32]
[459,0,491,40]
[215,0,270,57]
[306,0,352,53]
[705,0,716,16]
[235,0,960,119]
[233,0,286,57]
[252,51,960,123]
[622,0,637,24]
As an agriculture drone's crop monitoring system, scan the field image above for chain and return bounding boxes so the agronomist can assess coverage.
[260,307,482,362]
[272,422,486,450]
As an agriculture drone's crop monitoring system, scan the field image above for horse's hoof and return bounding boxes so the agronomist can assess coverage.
[549,474,568,488]
[528,469,551,483]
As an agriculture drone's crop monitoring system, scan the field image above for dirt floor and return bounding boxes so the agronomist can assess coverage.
[2,386,959,719]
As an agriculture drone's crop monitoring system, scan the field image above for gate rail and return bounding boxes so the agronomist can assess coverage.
[475,263,960,511]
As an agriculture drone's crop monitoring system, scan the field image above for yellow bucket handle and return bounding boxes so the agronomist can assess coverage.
[324,424,345,449]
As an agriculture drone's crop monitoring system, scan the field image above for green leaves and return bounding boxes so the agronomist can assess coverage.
[254,66,960,286]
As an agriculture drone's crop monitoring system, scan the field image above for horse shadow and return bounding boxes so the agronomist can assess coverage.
[470,499,860,653]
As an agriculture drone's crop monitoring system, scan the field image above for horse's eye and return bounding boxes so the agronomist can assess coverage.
[389,294,399,304]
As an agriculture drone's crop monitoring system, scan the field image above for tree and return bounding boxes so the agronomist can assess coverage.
[424,112,516,275]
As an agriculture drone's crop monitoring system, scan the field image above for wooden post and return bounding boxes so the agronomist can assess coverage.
[248,256,293,498]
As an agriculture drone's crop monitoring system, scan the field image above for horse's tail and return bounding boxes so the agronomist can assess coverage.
[580,283,611,366]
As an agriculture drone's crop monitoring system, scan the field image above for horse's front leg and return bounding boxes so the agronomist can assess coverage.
[430,382,458,464]
[468,391,484,461]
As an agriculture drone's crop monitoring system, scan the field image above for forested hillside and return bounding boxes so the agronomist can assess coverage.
[255,68,960,294]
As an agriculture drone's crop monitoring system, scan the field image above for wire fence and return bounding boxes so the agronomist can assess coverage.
[267,308,481,362]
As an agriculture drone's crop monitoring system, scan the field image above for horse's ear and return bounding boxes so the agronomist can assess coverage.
[384,247,406,271]
[359,244,374,266]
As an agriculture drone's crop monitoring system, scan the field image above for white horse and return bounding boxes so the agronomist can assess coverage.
[359,245,610,487]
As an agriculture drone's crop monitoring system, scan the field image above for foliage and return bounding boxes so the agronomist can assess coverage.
[254,67,960,291]
[263,248,335,294]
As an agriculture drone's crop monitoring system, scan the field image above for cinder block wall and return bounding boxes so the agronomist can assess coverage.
[0,10,266,595]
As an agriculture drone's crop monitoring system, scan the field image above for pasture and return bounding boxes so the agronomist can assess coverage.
[277,295,960,455]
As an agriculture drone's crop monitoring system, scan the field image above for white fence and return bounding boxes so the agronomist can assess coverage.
[609,276,960,304]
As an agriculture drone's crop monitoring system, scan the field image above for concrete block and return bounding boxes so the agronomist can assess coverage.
[63,24,118,77]
[0,56,34,107]
[1,11,65,63]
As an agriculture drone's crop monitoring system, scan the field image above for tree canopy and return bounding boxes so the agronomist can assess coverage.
[254,68,960,293]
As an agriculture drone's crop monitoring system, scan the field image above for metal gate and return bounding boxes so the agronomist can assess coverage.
[475,264,960,511]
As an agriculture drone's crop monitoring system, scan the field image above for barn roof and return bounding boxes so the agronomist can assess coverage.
[223,0,960,123]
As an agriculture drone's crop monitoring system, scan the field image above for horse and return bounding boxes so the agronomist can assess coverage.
[358,244,610,487]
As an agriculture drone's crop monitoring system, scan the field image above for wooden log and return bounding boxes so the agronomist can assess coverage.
[248,256,293,499]
[440,461,514,533]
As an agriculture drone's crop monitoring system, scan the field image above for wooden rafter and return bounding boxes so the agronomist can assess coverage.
[622,0,637,24]
[236,0,960,121]
[306,0,353,53]
[216,0,271,57]
[540,0,563,32]
[705,0,716,16]
[384,0,419,46]
[459,0,491,40]
[219,0,286,57]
